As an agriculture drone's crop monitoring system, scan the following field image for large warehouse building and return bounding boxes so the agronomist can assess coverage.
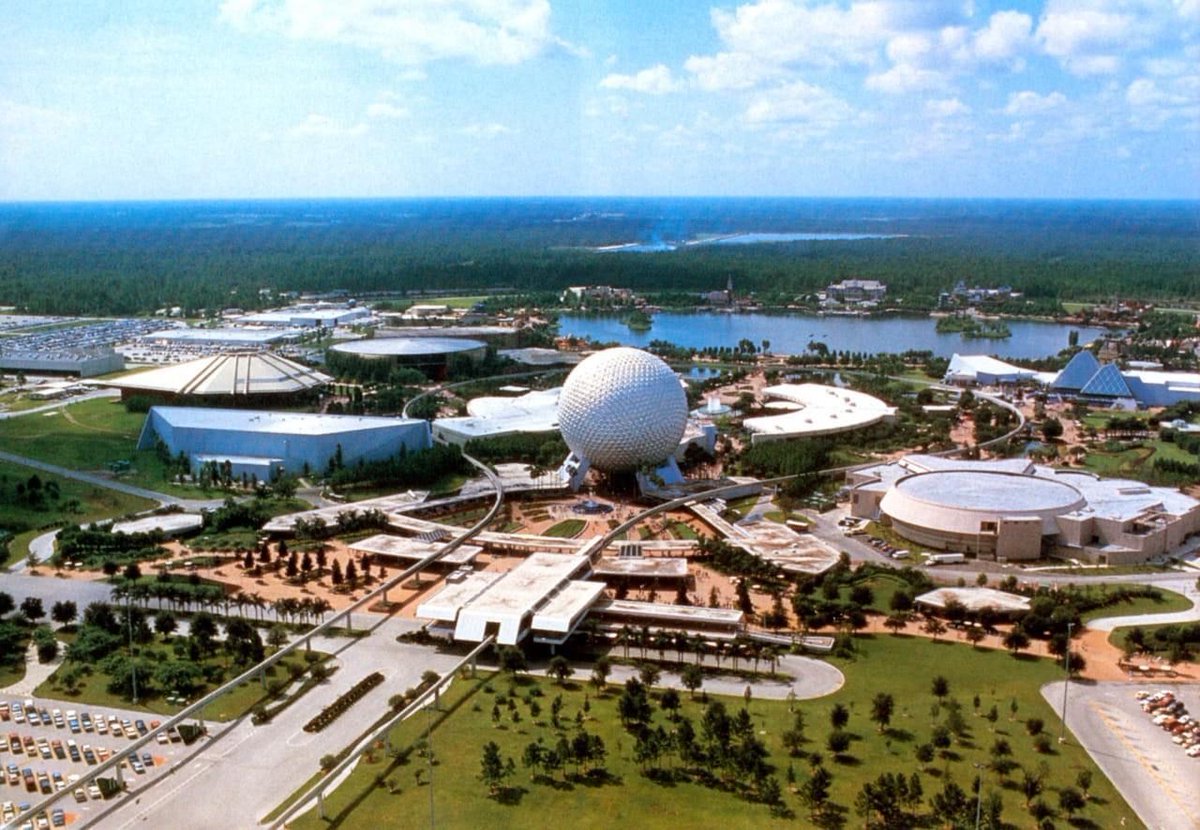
[138,406,430,480]
[104,352,331,407]
[848,454,1200,564]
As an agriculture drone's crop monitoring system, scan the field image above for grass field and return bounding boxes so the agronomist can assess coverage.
[0,397,207,495]
[1077,586,1192,623]
[543,519,587,538]
[35,639,331,723]
[0,458,157,567]
[289,636,1137,830]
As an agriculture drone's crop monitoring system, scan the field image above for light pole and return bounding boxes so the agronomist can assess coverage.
[1059,621,1074,743]
[126,598,138,705]
[973,762,986,830]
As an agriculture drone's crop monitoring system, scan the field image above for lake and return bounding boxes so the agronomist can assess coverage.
[558,312,1111,360]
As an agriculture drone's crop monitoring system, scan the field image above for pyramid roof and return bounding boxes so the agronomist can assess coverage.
[1079,363,1134,399]
[1051,350,1101,391]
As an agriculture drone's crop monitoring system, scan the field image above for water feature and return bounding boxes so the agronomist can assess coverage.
[559,311,1110,360]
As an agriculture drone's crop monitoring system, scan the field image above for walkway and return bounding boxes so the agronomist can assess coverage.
[1085,576,1200,632]
[0,639,66,696]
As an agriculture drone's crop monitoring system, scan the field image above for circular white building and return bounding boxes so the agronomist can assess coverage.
[558,347,687,472]
[879,470,1086,556]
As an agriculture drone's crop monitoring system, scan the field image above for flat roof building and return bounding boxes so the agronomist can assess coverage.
[138,406,430,481]
[743,383,896,444]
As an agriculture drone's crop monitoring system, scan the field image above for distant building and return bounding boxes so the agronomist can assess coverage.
[564,285,634,304]
[0,347,124,378]
[103,352,330,407]
[1049,350,1200,409]
[825,279,887,304]
[138,406,430,480]
[943,354,1038,386]
[849,454,1200,565]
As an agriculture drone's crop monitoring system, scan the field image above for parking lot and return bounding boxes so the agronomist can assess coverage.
[1044,680,1200,830]
[0,695,200,829]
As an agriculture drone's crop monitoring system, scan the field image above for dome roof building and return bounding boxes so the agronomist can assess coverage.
[556,347,688,486]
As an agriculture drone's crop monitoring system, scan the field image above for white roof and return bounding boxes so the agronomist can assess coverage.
[593,558,689,578]
[743,383,895,441]
[915,587,1031,613]
[434,388,561,441]
[348,533,481,566]
[147,406,424,436]
[531,580,608,634]
[592,599,743,626]
[110,513,204,536]
[106,353,330,396]
[417,572,503,622]
[141,328,300,345]
[450,553,591,644]
[945,353,1036,382]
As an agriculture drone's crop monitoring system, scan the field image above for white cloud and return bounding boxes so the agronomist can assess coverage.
[600,65,681,94]
[460,122,514,138]
[288,113,367,138]
[0,100,80,133]
[1035,3,1149,75]
[925,97,970,117]
[1003,90,1068,115]
[743,80,854,128]
[866,63,946,94]
[684,52,782,91]
[972,11,1034,64]
[709,0,891,68]
[366,92,408,120]
[220,0,564,66]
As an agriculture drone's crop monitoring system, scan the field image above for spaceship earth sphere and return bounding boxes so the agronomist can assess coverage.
[557,347,688,471]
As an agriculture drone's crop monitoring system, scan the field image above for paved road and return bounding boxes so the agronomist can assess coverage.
[1043,680,1200,830]
[521,652,844,702]
[0,388,119,420]
[93,618,458,830]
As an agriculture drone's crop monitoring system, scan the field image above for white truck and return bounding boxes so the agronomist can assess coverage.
[924,552,966,565]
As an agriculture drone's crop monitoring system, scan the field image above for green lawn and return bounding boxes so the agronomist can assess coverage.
[1078,586,1192,624]
[543,519,587,539]
[0,397,209,496]
[35,642,329,723]
[289,636,1138,830]
[0,458,157,567]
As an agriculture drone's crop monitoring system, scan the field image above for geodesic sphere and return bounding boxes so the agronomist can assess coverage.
[557,347,688,471]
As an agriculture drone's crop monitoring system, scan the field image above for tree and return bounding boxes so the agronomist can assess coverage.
[681,663,703,698]
[923,618,947,641]
[0,592,13,617]
[123,562,142,582]
[914,743,935,769]
[548,655,573,686]
[479,741,511,796]
[1003,626,1031,655]
[1075,769,1092,800]
[965,626,986,648]
[50,601,77,626]
[660,687,681,718]
[827,730,851,754]
[498,646,527,675]
[870,693,895,733]
[1042,417,1064,441]
[154,611,177,638]
[1058,786,1086,818]
[884,613,909,635]
[830,703,849,730]
[20,596,44,622]
[638,662,661,688]
[782,711,807,756]
[590,656,611,691]
[799,765,834,816]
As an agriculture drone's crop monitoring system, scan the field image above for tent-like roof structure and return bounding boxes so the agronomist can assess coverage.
[105,352,331,398]
[1051,350,1102,392]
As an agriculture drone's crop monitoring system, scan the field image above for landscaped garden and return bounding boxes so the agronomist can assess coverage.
[288,635,1136,829]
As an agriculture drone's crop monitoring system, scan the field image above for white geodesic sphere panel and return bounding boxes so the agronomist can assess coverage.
[557,347,688,471]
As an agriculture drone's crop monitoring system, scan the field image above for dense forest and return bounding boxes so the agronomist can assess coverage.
[0,198,1196,315]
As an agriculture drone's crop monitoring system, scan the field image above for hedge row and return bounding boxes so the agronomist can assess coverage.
[302,671,384,733]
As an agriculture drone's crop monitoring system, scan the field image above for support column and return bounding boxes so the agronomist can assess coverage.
[317,790,325,820]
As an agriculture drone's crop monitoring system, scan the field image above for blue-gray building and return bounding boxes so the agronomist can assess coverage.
[138,406,430,480]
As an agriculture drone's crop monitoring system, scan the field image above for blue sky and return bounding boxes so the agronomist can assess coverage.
[1,0,1197,200]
